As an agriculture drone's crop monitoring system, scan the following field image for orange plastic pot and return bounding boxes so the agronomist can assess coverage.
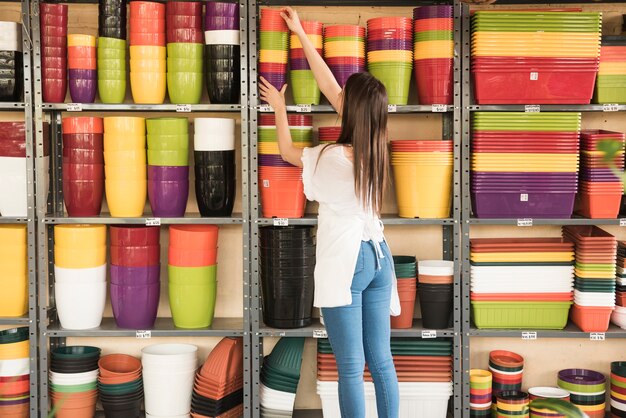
[391,295,416,329]
[259,178,305,218]
[168,246,217,267]
[98,354,141,376]
[570,304,614,332]
[578,192,621,219]
[62,117,103,134]
[0,402,29,416]
[68,57,96,70]
[419,274,453,284]
[0,379,29,396]
[169,225,219,250]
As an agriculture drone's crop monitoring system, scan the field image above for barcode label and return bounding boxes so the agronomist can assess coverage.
[530,72,539,81]
[145,218,161,226]
[258,105,272,112]
[136,330,151,339]
[176,104,192,113]
[313,329,327,338]
[296,104,311,113]
[273,218,288,226]
[431,104,447,112]
[525,105,540,113]
[421,330,437,339]
[620,218,626,227]
[590,332,605,341]
[603,104,619,112]
[520,194,529,202]
[517,218,533,227]
[66,103,82,112]
[388,104,397,113]
[522,332,537,340]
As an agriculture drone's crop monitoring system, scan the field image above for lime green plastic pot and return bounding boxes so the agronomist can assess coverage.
[167,43,204,59]
[98,58,125,71]
[98,69,126,80]
[146,118,189,135]
[369,65,412,105]
[169,280,217,328]
[168,265,217,285]
[98,37,126,50]
[49,382,97,393]
[147,149,188,166]
[98,79,126,104]
[290,71,320,105]
[167,72,203,104]
[147,134,189,151]
[167,58,203,73]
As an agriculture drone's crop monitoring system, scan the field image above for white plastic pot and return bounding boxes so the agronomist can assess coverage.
[204,30,239,45]
[0,357,29,377]
[193,118,235,151]
[54,264,107,284]
[418,260,454,276]
[55,281,106,330]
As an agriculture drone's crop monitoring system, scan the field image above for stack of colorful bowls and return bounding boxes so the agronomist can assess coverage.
[97,0,127,104]
[470,237,575,329]
[98,354,143,418]
[99,0,126,39]
[146,118,189,217]
[0,121,27,216]
[109,226,160,329]
[129,1,166,104]
[54,225,106,330]
[168,225,219,328]
[142,344,197,418]
[497,391,529,418]
[194,118,237,217]
[470,369,492,417]
[259,8,288,95]
[0,226,27,317]
[0,22,23,102]
[391,256,417,329]
[471,11,601,104]
[413,6,454,105]
[390,140,453,218]
[564,225,617,332]
[49,346,101,418]
[557,369,606,418]
[490,350,523,401]
[167,1,203,104]
[192,337,244,417]
[367,17,413,105]
[258,114,311,218]
[259,226,315,328]
[103,117,146,217]
[418,260,454,329]
[528,387,570,402]
[318,126,341,144]
[595,36,626,104]
[611,362,626,417]
[260,338,305,417]
[40,3,68,103]
[0,327,29,418]
[290,21,323,105]
[612,242,626,329]
[323,25,366,88]
[578,130,625,219]
[205,1,240,104]
[67,34,97,103]
[62,117,104,216]
[471,112,581,218]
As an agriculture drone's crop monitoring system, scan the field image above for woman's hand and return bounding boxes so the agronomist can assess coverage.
[259,76,287,112]
[280,7,304,37]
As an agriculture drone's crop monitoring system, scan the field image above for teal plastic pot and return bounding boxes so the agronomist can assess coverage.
[168,265,217,285]
[167,58,203,73]
[369,64,412,105]
[169,280,217,328]
[167,43,204,60]
[147,134,189,151]
[147,149,188,166]
[98,37,126,50]
[167,72,203,104]
[98,79,126,104]
[146,117,189,135]
[98,58,125,71]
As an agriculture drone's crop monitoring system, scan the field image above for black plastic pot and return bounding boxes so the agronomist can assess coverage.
[418,284,452,329]
[191,389,243,415]
[206,70,240,104]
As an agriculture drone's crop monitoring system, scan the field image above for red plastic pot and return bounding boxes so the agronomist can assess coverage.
[166,15,203,29]
[290,48,322,59]
[43,78,67,103]
[41,35,67,48]
[40,13,68,27]
[63,179,104,217]
[68,46,96,59]
[110,225,160,246]
[43,56,67,69]
[129,1,165,17]
[414,58,453,105]
[62,133,103,150]
[62,147,104,164]
[324,25,365,37]
[62,162,104,180]
[166,28,203,43]
[110,244,160,267]
[259,62,287,73]
[260,178,305,218]
[166,1,202,16]
[39,2,68,15]
[0,140,25,158]
[129,17,166,33]
[43,46,67,58]
[129,32,166,46]
[62,117,103,134]
[570,304,614,332]
[578,192,622,219]
[41,25,67,37]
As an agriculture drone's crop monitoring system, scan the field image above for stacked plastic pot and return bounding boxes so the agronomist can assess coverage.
[205,1,240,104]
[0,122,28,217]
[129,1,166,104]
[49,346,101,418]
[68,34,97,103]
[97,0,126,104]
[490,350,523,405]
[194,118,237,217]
[167,1,203,104]
[613,242,626,329]
[259,8,289,94]
[192,337,244,417]
[564,225,617,332]
[471,112,581,218]
[142,343,197,418]
[40,3,68,103]
[470,369,492,417]
[258,114,311,218]
[471,11,601,104]
[578,130,625,219]
[497,391,529,418]
[168,225,219,328]
[0,226,27,317]
[110,226,160,330]
[470,238,575,330]
[391,140,453,218]
[612,362,626,417]
[99,0,126,39]
[0,22,23,102]
[367,17,413,105]
[259,226,315,328]
[596,36,626,103]
[146,118,189,217]
[54,225,106,330]
[290,21,323,105]
[419,260,453,329]
[62,117,104,216]
[0,327,29,418]
[318,126,341,144]
[98,354,143,418]
[557,369,606,418]
[324,25,366,88]
[391,256,417,329]
[413,6,454,105]
[259,337,304,417]
[103,117,146,217]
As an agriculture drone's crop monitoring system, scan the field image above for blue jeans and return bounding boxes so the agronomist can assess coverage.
[321,240,399,418]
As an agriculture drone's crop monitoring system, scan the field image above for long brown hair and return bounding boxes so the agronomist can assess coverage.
[322,72,389,214]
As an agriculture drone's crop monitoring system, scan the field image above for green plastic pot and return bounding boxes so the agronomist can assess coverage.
[168,265,217,285]
[167,58,203,73]
[49,382,97,393]
[415,31,454,42]
[611,378,626,389]
[97,48,126,60]
[146,118,189,135]
[557,379,605,394]
[290,77,320,106]
[258,130,277,142]
[98,79,126,104]
[98,380,142,395]
[324,36,365,42]
[369,65,412,105]
[98,37,126,50]
[52,346,101,359]
[147,134,189,151]
[98,69,126,80]
[470,380,492,390]
[98,59,125,71]
[167,43,204,59]
[167,72,203,104]
[472,301,572,329]
[147,149,188,166]
[169,280,217,328]
[612,362,626,376]
[289,129,313,142]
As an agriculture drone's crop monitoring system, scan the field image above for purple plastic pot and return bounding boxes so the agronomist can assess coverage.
[205,2,239,17]
[259,154,299,167]
[147,165,189,181]
[68,77,97,103]
[472,191,576,218]
[0,398,29,406]
[289,58,312,70]
[110,282,160,329]
[147,179,189,217]
[68,68,97,79]
[413,6,454,19]
[472,187,579,192]
[204,20,239,31]
[367,40,413,51]
[558,369,606,385]
[471,172,578,180]
[110,264,160,285]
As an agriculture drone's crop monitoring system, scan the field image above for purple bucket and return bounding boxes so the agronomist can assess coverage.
[68,77,97,103]
[204,17,239,31]
[413,6,454,19]
[68,68,97,79]
[471,171,579,181]
[472,191,576,218]
[259,154,299,167]
[367,40,413,51]
[205,2,239,18]
[558,369,606,385]
[259,71,286,90]
[110,264,160,285]
[110,282,160,329]
[148,165,189,181]
[147,179,189,217]
[289,58,312,70]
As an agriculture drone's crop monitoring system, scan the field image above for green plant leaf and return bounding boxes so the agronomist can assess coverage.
[529,399,586,418]
[597,139,624,163]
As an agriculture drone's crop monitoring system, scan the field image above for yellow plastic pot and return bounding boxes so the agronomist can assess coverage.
[130,45,166,59]
[0,224,26,242]
[130,72,166,104]
[368,51,413,63]
[0,340,29,360]
[392,164,452,218]
[469,369,492,383]
[0,275,27,317]
[291,34,322,49]
[104,117,146,135]
[104,164,147,181]
[414,49,454,59]
[104,150,147,166]
[54,225,106,248]
[54,245,106,268]
[130,58,166,73]
[105,179,147,217]
[104,133,146,151]
[259,49,289,63]
[68,34,96,47]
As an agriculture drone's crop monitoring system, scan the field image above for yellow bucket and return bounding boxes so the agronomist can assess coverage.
[130,58,167,73]
[130,72,167,104]
[54,225,106,248]
[105,179,147,217]
[392,164,452,218]
[104,150,147,166]
[104,117,146,135]
[104,133,146,152]
[291,34,322,49]
[0,340,29,360]
[0,224,26,242]
[67,34,96,47]
[259,49,289,63]
[104,164,147,181]
[0,275,27,317]
[54,245,106,269]
[470,369,492,383]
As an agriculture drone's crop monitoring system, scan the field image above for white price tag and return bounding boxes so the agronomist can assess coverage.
[145,218,161,226]
[273,218,289,226]
[175,104,192,113]
[603,104,619,112]
[590,332,605,341]
[66,103,82,112]
[522,331,537,340]
[136,330,151,339]
[517,218,533,227]
[262,179,270,188]
[431,104,447,113]
[296,104,312,113]
[525,105,540,113]
[258,104,273,112]
[530,72,539,81]
[520,193,529,202]
[278,332,286,337]
[388,104,397,113]
[620,219,626,227]
[313,329,328,338]
[421,330,437,339]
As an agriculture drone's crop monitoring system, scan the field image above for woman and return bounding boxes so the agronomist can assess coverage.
[259,7,400,418]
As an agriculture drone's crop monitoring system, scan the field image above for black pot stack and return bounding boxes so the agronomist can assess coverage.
[99,0,127,40]
[0,22,23,102]
[259,226,315,328]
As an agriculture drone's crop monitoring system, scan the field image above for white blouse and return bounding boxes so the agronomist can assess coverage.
[301,144,401,315]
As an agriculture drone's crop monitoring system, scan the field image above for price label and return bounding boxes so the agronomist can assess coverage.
[522,331,537,340]
[388,104,397,113]
[525,105,540,113]
[136,330,151,339]
[520,193,529,202]
[517,218,533,227]
[530,72,539,81]
[273,218,289,227]
[313,329,328,338]
[278,332,286,337]
[262,179,270,188]
[431,104,447,113]
[176,104,192,113]
[258,104,272,112]
[590,332,605,341]
[603,104,619,112]
[421,330,437,339]
[145,218,161,226]
[296,104,312,113]
[621,219,626,227]
[66,103,82,112]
